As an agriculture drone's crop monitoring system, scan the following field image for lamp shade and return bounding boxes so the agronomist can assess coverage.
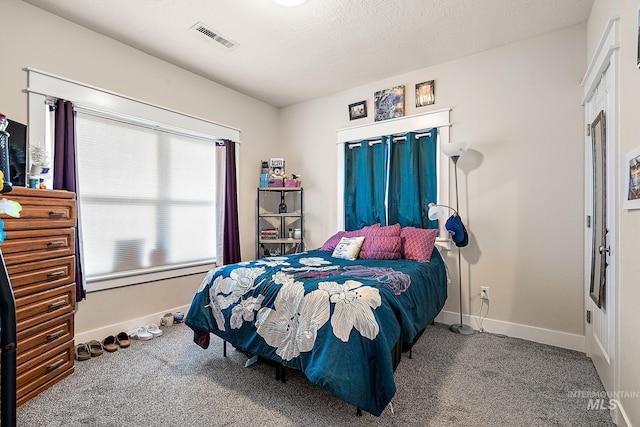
[441,141,468,158]
[428,203,446,220]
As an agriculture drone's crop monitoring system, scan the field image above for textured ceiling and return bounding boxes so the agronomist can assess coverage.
[23,0,593,108]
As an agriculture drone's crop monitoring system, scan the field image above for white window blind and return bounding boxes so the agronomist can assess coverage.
[75,111,219,289]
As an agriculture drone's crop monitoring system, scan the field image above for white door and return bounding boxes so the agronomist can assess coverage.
[584,65,615,395]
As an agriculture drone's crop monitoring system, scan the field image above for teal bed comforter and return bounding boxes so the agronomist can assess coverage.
[185,249,447,416]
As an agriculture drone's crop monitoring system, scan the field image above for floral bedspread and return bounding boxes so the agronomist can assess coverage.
[185,249,447,416]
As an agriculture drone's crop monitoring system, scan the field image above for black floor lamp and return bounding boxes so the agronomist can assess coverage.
[428,141,473,335]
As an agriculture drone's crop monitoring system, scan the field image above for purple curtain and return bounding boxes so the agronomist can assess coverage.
[223,139,241,264]
[53,99,85,302]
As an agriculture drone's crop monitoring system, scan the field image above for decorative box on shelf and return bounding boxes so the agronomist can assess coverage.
[269,178,284,187]
[284,178,299,187]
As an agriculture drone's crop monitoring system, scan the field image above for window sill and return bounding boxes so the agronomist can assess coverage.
[86,262,216,293]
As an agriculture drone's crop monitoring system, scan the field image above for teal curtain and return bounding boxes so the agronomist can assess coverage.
[344,139,387,230]
[387,131,438,228]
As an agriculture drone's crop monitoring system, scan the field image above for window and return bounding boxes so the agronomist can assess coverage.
[74,111,219,289]
[27,68,240,292]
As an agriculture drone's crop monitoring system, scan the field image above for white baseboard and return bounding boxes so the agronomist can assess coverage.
[74,304,192,344]
[435,310,585,353]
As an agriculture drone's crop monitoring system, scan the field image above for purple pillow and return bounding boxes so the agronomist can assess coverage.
[359,235,402,260]
[320,231,345,252]
[319,224,380,252]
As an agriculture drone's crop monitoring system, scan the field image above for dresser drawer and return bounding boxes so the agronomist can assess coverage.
[17,312,74,365]
[3,228,75,266]
[16,341,74,404]
[16,284,75,333]
[7,256,75,299]
[1,193,75,230]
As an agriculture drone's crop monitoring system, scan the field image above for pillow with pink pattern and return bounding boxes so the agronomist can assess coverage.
[319,224,380,252]
[400,227,439,262]
[359,235,402,260]
[365,223,401,237]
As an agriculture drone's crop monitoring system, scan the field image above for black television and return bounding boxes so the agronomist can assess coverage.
[5,119,27,187]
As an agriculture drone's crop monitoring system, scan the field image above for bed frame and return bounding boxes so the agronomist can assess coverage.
[219,322,432,416]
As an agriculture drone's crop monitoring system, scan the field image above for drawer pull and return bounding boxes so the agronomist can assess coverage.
[46,330,65,341]
[48,300,66,310]
[46,359,65,372]
[48,211,66,219]
[47,241,66,249]
[46,271,66,281]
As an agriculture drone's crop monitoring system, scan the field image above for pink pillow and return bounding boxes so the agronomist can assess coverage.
[359,235,402,260]
[320,224,380,252]
[365,223,401,237]
[400,227,439,262]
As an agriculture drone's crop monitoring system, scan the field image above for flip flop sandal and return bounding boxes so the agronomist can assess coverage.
[87,340,104,357]
[116,331,130,348]
[75,343,91,361]
[102,335,118,352]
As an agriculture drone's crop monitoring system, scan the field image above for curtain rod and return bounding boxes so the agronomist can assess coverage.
[348,130,434,147]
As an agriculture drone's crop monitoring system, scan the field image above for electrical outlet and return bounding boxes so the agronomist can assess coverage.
[480,286,490,301]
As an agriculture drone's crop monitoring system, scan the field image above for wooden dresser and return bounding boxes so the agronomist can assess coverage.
[0,187,76,406]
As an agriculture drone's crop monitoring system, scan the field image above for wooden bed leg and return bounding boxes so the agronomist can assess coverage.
[281,365,286,383]
[223,340,227,357]
[409,347,412,359]
[356,408,362,417]
[275,365,280,381]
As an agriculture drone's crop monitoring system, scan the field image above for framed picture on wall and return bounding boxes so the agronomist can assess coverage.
[624,145,640,209]
[373,85,405,121]
[415,80,435,107]
[348,100,367,120]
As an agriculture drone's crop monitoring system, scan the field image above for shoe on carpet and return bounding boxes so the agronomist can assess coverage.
[116,331,130,348]
[87,340,104,357]
[102,335,118,352]
[145,324,163,337]
[75,343,91,361]
[128,327,153,341]
[160,313,173,327]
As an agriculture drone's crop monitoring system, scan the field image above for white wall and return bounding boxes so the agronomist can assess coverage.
[280,26,587,338]
[588,0,640,424]
[0,0,280,339]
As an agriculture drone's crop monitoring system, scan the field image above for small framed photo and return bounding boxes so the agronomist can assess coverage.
[374,85,405,121]
[624,146,640,209]
[348,100,367,120]
[415,80,435,107]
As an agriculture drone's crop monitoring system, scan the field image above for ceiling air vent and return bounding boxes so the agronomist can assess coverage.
[191,22,238,49]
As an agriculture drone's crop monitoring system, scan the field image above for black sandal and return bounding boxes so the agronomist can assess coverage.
[102,335,118,352]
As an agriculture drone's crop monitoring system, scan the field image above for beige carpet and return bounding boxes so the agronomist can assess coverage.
[17,322,614,426]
